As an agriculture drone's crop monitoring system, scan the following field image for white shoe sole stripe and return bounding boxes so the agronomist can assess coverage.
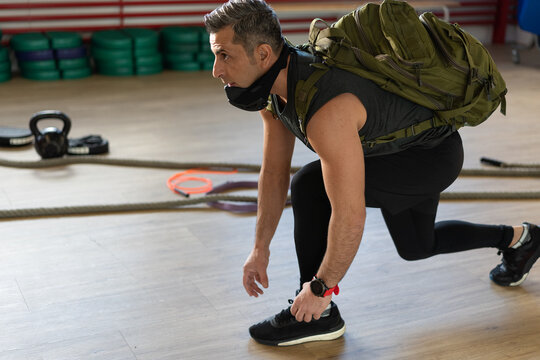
[509,272,529,286]
[277,324,346,346]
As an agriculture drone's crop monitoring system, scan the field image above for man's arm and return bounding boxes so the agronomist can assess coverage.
[291,93,367,321]
[311,94,366,288]
[243,108,296,297]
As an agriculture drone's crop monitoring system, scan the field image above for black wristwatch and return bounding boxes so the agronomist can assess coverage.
[310,276,339,297]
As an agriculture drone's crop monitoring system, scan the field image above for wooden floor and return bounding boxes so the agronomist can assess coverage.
[0,44,539,360]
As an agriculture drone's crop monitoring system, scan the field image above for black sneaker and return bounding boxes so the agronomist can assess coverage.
[249,301,346,346]
[490,222,540,286]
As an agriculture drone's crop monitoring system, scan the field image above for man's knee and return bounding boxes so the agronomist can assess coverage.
[390,232,437,261]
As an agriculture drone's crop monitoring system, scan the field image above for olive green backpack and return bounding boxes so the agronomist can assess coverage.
[293,0,507,148]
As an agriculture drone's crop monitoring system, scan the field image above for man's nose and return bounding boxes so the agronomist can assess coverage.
[212,58,222,79]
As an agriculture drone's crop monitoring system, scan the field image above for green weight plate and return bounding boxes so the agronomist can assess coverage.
[95,60,133,71]
[0,61,11,72]
[196,52,214,62]
[46,31,82,49]
[164,52,194,63]
[200,61,214,71]
[11,33,50,51]
[136,64,163,75]
[0,72,11,83]
[94,57,134,68]
[62,67,92,79]
[91,30,131,50]
[122,28,159,49]
[161,26,200,44]
[19,59,57,71]
[134,46,159,57]
[0,47,9,62]
[22,69,61,81]
[199,29,210,43]
[200,41,211,52]
[166,61,200,72]
[135,53,162,67]
[97,65,134,76]
[164,43,199,54]
[58,57,89,70]
[91,46,132,60]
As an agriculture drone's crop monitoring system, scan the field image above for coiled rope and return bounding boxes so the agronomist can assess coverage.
[0,156,539,219]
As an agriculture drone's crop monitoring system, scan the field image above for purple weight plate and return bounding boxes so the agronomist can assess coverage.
[15,49,54,61]
[54,46,87,59]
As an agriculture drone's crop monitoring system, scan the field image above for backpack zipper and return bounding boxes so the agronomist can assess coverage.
[355,11,377,55]
[376,54,456,107]
[419,14,469,74]
[335,45,446,110]
[420,14,496,103]
[354,11,456,108]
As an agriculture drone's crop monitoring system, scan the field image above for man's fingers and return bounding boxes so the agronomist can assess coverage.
[243,271,265,297]
[290,302,297,316]
[294,311,312,323]
[255,272,269,289]
[260,272,269,288]
[243,273,255,296]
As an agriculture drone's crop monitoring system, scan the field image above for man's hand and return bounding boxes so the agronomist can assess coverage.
[290,282,332,322]
[243,247,270,297]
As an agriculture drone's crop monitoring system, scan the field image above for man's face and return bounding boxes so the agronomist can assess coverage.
[210,26,262,88]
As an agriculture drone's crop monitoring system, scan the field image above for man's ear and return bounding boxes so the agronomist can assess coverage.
[256,43,274,67]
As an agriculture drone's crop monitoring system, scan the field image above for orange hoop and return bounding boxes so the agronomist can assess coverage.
[167,168,239,195]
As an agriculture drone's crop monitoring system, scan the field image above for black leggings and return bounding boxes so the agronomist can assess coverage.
[290,133,514,285]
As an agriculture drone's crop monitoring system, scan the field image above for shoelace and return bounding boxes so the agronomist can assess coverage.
[273,300,296,327]
[497,248,519,271]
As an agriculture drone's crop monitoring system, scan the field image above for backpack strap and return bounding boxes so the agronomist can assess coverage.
[293,18,350,136]
[437,84,507,124]
[360,116,449,148]
[499,90,507,115]
[295,64,329,136]
[458,30,479,106]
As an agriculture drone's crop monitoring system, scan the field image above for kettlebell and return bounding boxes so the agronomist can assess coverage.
[29,110,72,159]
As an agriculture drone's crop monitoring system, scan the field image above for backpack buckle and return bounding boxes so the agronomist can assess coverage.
[407,123,418,136]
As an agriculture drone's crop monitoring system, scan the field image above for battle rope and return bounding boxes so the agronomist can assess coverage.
[0,156,539,219]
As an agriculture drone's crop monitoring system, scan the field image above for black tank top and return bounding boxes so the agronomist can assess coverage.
[270,49,453,156]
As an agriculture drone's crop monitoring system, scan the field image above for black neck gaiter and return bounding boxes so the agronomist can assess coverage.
[224,42,290,111]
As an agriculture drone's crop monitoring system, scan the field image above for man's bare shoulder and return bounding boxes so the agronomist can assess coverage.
[307,93,367,143]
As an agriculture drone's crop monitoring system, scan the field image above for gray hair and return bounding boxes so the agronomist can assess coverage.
[203,0,283,56]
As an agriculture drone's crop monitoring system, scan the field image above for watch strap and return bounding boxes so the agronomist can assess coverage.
[323,284,340,297]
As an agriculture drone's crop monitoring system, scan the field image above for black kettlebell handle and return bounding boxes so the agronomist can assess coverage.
[29,110,71,136]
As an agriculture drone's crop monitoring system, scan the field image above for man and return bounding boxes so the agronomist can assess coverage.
[203,0,540,347]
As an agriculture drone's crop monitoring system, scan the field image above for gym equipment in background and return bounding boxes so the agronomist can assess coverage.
[0,40,12,83]
[0,156,540,219]
[0,127,33,147]
[511,0,540,64]
[29,110,71,158]
[91,29,162,76]
[11,31,91,80]
[161,26,213,71]
[68,135,109,155]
